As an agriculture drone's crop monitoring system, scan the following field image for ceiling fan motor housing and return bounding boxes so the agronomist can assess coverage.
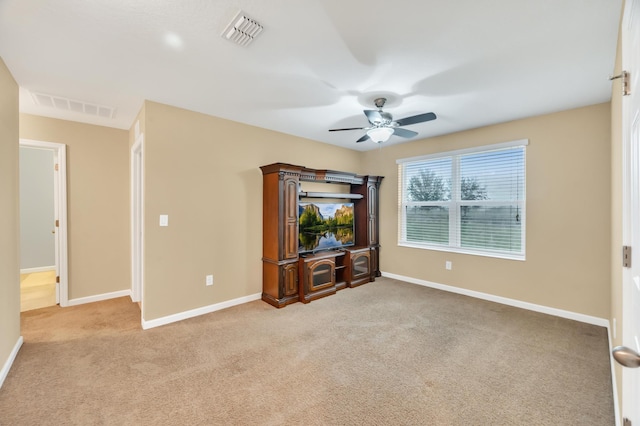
[374,97,387,109]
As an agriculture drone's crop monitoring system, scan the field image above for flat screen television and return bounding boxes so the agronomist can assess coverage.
[298,202,355,253]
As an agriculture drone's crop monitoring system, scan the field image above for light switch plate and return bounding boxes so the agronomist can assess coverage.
[159,215,169,226]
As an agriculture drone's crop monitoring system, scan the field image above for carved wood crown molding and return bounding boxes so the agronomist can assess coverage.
[277,170,300,180]
[259,162,367,185]
[300,168,362,184]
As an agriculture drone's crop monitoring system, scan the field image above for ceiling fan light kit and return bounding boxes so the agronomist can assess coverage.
[367,127,394,143]
[329,97,437,144]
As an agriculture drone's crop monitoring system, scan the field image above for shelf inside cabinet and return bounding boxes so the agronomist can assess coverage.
[298,191,363,200]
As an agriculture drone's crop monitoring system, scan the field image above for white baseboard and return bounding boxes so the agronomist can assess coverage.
[20,266,55,274]
[66,289,131,307]
[141,292,262,330]
[0,336,23,389]
[381,271,609,327]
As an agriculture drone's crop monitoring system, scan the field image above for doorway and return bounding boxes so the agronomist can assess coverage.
[19,139,68,308]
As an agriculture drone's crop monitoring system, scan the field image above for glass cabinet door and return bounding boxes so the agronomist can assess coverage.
[352,253,370,279]
[308,259,334,291]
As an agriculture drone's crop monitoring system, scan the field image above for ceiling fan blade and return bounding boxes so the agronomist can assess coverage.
[393,128,418,138]
[364,109,383,124]
[356,134,370,143]
[329,127,366,132]
[395,112,437,127]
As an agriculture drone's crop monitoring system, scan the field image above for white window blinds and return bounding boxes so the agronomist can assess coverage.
[398,139,527,260]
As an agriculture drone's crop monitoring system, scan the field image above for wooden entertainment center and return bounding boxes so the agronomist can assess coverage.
[260,163,383,308]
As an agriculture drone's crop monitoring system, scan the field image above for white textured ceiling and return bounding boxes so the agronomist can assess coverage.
[0,0,623,151]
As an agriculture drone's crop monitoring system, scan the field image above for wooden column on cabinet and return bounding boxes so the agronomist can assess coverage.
[261,163,302,308]
[352,176,383,278]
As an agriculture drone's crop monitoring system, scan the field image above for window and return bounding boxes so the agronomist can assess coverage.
[398,140,527,260]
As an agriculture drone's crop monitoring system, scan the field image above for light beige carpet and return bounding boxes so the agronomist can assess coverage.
[0,278,614,425]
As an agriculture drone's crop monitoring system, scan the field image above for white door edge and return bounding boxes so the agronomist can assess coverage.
[130,134,144,311]
[620,0,640,423]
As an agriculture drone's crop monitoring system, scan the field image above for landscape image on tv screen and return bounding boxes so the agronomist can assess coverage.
[298,202,355,253]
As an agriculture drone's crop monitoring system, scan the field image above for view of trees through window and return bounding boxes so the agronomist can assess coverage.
[407,170,489,201]
[400,144,526,257]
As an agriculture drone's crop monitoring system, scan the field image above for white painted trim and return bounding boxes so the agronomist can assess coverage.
[130,135,144,305]
[381,271,609,327]
[0,336,23,389]
[398,241,526,261]
[608,325,621,426]
[20,266,55,274]
[141,293,262,330]
[66,289,131,307]
[56,144,68,307]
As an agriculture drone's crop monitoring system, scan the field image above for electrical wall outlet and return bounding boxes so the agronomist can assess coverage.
[445,261,452,270]
[206,275,214,286]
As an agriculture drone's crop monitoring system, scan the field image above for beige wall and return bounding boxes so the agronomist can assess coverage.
[20,115,130,299]
[361,103,612,319]
[140,101,361,320]
[0,57,20,377]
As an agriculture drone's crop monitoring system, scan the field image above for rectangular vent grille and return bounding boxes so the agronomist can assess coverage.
[30,91,116,119]
[222,11,263,47]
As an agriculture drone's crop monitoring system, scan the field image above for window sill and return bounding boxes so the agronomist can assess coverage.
[398,241,525,261]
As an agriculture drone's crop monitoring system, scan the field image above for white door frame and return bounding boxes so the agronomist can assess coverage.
[19,139,69,307]
[130,134,144,307]
[620,0,640,423]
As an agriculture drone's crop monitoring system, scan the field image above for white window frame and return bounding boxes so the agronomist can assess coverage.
[397,139,528,261]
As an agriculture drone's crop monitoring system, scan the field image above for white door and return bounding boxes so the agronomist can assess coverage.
[619,0,640,423]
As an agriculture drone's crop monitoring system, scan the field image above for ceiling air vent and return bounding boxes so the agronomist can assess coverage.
[222,11,263,47]
[30,91,116,119]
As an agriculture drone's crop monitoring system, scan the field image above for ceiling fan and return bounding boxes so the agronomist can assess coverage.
[329,98,437,143]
